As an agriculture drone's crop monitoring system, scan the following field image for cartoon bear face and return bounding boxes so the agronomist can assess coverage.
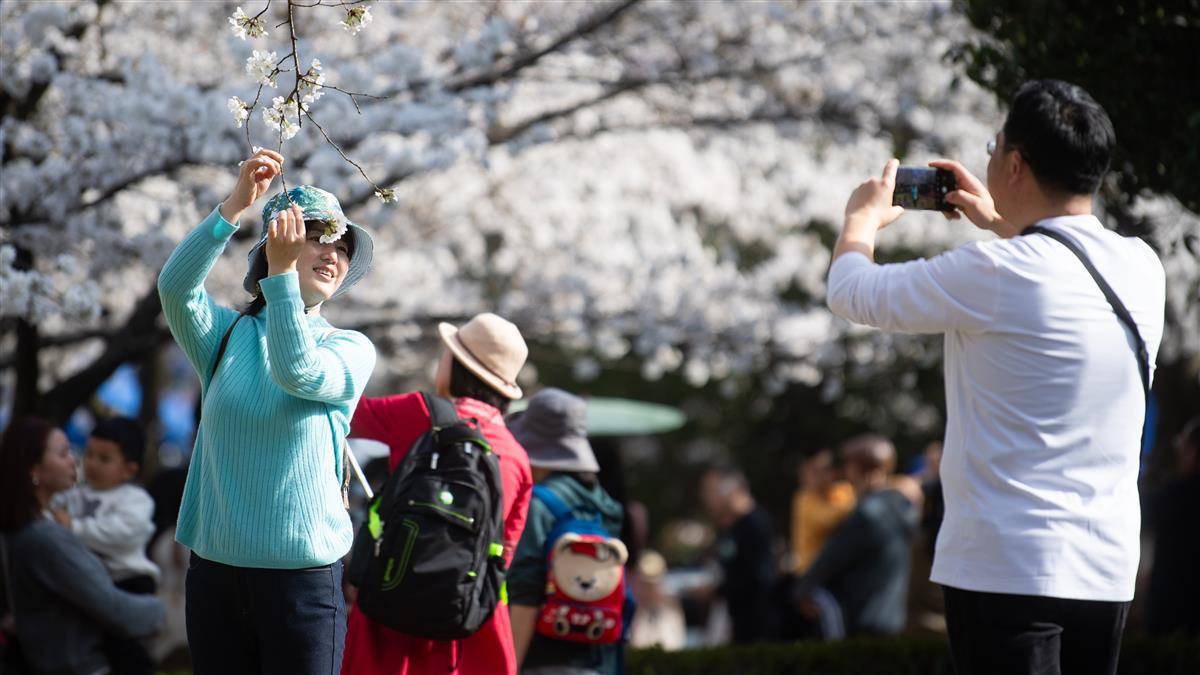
[549,533,629,603]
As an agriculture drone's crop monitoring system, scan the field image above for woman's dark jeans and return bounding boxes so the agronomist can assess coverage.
[185,552,346,675]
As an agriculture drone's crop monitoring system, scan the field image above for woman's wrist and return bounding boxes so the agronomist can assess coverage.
[218,199,246,224]
[267,262,298,277]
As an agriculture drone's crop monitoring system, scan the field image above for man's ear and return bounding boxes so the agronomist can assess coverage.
[1006,149,1025,188]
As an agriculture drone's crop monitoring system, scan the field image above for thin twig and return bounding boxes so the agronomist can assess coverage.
[320,82,388,114]
[250,0,272,21]
[447,0,641,92]
[291,0,372,7]
[286,1,302,129]
[304,112,379,190]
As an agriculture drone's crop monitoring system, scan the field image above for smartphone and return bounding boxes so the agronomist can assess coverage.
[892,167,956,211]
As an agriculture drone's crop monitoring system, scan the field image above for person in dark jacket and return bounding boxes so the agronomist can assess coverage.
[791,433,918,637]
[700,465,778,644]
[508,388,625,675]
[0,417,164,675]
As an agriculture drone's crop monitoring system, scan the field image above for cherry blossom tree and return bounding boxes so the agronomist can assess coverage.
[2,0,1195,433]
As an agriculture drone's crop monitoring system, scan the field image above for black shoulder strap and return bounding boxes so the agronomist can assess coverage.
[1022,225,1151,402]
[208,313,245,388]
[420,392,461,431]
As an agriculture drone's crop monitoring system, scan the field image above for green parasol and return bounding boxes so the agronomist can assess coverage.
[508,396,687,437]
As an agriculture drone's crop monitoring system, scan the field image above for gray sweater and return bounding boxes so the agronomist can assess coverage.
[1,518,164,675]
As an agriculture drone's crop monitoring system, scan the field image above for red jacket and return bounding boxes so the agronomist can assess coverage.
[342,393,533,675]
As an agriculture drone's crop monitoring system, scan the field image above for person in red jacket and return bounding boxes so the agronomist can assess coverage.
[341,313,533,675]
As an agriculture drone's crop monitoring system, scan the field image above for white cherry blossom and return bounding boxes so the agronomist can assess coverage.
[340,6,372,36]
[244,49,277,86]
[228,6,267,40]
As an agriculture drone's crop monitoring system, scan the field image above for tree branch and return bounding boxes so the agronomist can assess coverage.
[445,0,641,92]
[5,159,223,230]
[35,284,170,423]
[488,53,827,145]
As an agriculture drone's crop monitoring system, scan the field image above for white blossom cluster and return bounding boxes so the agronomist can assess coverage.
[228,6,268,40]
[2,0,1196,402]
[340,6,373,36]
[244,49,277,86]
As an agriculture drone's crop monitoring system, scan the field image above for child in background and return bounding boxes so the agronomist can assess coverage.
[52,416,160,675]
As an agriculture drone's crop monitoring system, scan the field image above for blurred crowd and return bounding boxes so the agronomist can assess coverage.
[2,407,1198,671]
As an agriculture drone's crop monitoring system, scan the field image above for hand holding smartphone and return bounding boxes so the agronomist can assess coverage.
[892,167,956,212]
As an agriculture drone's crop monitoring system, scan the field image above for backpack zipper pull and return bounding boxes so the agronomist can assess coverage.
[374,537,382,557]
[431,452,439,470]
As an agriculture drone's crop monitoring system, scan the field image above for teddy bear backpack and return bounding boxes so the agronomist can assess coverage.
[532,484,629,644]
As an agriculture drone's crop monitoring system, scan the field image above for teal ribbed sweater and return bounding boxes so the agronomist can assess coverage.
[158,206,376,568]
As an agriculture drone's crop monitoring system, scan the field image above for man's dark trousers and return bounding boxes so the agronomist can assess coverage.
[943,585,1129,675]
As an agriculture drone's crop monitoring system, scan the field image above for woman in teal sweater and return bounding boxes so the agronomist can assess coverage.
[158,149,376,674]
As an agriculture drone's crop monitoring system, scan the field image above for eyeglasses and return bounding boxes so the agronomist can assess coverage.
[986,138,997,156]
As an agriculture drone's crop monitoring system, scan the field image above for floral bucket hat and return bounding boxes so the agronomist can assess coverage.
[243,185,374,300]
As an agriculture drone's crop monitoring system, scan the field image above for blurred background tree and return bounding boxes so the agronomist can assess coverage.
[953,0,1200,213]
[2,0,1196,555]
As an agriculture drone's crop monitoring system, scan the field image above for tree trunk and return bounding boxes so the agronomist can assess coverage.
[36,284,170,424]
[13,317,41,417]
[10,245,41,418]
[137,346,163,481]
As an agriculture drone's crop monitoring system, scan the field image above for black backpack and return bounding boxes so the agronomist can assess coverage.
[347,393,507,639]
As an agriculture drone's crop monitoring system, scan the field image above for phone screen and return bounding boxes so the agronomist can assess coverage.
[892,167,955,211]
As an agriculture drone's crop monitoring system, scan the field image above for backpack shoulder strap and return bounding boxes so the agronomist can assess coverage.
[1022,225,1151,399]
[533,484,574,522]
[420,392,461,430]
[208,313,245,388]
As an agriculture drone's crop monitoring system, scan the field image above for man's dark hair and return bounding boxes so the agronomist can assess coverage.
[702,463,749,495]
[91,416,146,467]
[1002,79,1115,196]
[840,433,896,474]
[449,358,510,413]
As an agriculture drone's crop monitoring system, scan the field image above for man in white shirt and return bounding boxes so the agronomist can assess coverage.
[826,79,1165,675]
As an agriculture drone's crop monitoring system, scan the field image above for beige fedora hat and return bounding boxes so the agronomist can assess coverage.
[438,313,528,399]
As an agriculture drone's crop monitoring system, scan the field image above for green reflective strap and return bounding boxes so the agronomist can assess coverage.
[500,580,508,605]
[467,571,477,578]
[368,500,383,539]
[488,542,504,558]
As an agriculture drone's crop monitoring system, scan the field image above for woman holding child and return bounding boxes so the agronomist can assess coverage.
[157,149,376,674]
[0,416,165,674]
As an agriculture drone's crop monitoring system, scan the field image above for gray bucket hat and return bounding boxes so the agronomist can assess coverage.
[507,388,600,473]
[243,185,374,300]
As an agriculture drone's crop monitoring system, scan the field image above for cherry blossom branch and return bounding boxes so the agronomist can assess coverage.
[318,82,388,114]
[303,111,391,200]
[446,0,641,92]
[286,0,302,131]
[251,0,272,22]
[289,0,373,8]
[225,0,388,200]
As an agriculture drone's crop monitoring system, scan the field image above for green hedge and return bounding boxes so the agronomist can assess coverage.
[627,636,1200,675]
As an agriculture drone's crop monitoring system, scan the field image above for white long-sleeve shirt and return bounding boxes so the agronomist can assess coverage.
[827,214,1165,601]
[53,483,161,583]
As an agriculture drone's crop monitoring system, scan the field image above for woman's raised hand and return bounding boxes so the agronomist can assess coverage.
[219,149,285,223]
[266,204,306,277]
